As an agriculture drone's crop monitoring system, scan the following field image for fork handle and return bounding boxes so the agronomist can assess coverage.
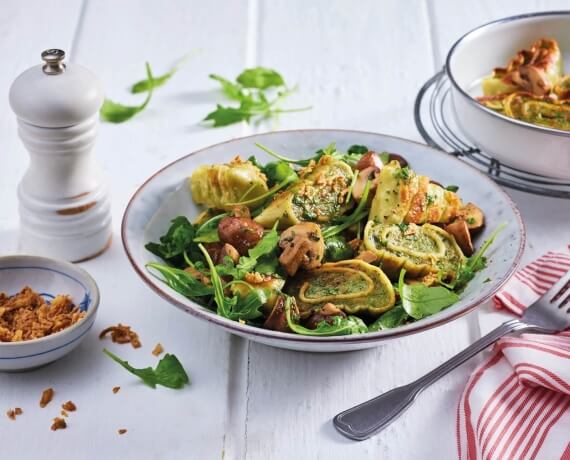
[333,319,529,441]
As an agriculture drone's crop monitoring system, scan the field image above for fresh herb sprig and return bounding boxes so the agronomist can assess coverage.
[103,349,190,389]
[100,62,155,123]
[130,55,189,93]
[204,67,311,127]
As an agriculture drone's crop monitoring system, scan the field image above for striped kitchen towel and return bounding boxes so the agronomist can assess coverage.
[456,247,570,460]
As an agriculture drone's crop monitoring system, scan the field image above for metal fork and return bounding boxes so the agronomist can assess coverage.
[333,270,570,441]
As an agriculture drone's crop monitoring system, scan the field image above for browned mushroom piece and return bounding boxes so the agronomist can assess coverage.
[218,243,240,264]
[304,302,347,329]
[184,266,211,286]
[278,223,325,276]
[263,295,298,332]
[355,250,379,264]
[202,242,224,263]
[355,152,383,171]
[445,220,474,256]
[218,216,264,255]
[512,65,551,96]
[457,203,485,232]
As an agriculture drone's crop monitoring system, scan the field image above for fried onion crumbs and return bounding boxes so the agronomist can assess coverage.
[0,287,85,342]
[99,324,141,348]
[112,386,121,394]
[152,343,164,356]
[51,417,67,431]
[6,408,23,420]
[40,388,54,408]
[62,401,76,412]
[61,410,68,417]
[118,429,127,435]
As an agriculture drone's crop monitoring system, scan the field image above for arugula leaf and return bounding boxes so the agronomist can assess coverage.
[398,270,458,320]
[446,185,459,192]
[193,213,227,243]
[237,224,280,272]
[131,55,189,93]
[103,349,190,389]
[322,179,371,238]
[198,244,266,320]
[451,224,505,291]
[100,62,154,123]
[284,296,367,336]
[236,67,285,89]
[261,161,298,186]
[145,216,196,265]
[146,263,213,298]
[368,305,409,332]
[347,144,369,155]
[210,74,244,100]
[204,68,310,127]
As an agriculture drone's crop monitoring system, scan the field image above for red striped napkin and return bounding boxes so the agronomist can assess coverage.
[456,247,570,460]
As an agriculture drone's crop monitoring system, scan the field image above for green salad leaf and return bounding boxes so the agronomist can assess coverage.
[204,68,310,127]
[193,213,227,243]
[368,305,409,332]
[284,296,367,336]
[446,185,459,192]
[145,216,196,265]
[146,263,213,298]
[236,224,280,273]
[398,270,458,320]
[103,349,190,389]
[199,244,266,320]
[449,224,505,291]
[100,62,154,123]
[131,55,189,93]
[236,67,285,89]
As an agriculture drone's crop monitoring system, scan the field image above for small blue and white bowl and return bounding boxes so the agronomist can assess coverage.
[0,255,99,371]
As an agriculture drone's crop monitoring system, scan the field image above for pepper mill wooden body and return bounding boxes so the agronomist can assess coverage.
[9,49,112,261]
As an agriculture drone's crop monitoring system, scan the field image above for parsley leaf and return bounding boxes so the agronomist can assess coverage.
[103,349,190,389]
[100,62,154,123]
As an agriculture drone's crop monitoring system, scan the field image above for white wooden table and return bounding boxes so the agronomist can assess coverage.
[1,1,570,458]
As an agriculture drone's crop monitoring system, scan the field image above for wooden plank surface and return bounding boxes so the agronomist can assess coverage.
[0,1,569,459]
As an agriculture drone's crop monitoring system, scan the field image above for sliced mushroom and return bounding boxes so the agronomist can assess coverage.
[445,220,474,256]
[355,152,383,171]
[457,203,485,232]
[512,65,551,96]
[278,223,325,276]
[304,302,346,329]
[218,243,240,264]
[218,216,264,255]
[263,295,298,333]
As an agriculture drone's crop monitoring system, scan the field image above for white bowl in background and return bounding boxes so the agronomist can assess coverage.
[122,129,525,352]
[446,11,570,180]
[0,255,99,371]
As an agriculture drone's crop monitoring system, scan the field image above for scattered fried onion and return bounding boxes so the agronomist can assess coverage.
[99,324,141,348]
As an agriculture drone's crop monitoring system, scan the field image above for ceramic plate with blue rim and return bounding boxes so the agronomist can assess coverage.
[122,129,525,352]
[0,255,100,371]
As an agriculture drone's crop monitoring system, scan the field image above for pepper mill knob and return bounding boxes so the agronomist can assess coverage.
[9,49,112,262]
[41,49,66,75]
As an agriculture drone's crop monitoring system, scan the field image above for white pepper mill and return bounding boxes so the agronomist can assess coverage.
[9,49,112,262]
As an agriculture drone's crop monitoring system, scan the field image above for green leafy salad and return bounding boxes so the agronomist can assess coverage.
[145,143,501,337]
